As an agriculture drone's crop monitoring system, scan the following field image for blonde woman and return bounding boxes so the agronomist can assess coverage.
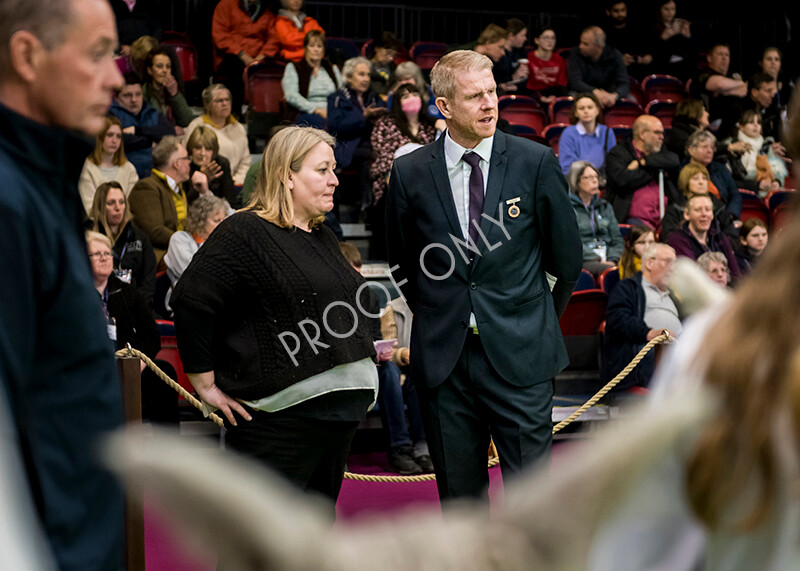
[170,126,377,507]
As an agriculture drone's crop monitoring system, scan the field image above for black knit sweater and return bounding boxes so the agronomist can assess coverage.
[170,211,376,400]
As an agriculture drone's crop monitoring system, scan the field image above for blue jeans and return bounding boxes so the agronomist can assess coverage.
[377,361,426,449]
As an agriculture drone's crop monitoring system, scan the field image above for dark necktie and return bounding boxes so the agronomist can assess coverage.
[462,151,484,245]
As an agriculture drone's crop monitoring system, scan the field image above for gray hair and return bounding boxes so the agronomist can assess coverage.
[342,56,371,80]
[152,136,182,170]
[566,160,598,194]
[201,83,231,115]
[641,243,674,265]
[0,0,74,76]
[393,61,426,91]
[184,195,227,235]
[686,128,717,151]
[697,251,728,272]
[430,50,493,100]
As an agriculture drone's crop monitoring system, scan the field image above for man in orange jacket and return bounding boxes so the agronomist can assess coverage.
[212,0,280,114]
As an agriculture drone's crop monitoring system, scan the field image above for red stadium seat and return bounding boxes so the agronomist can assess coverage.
[542,123,568,155]
[645,99,678,129]
[410,41,448,71]
[244,61,286,113]
[559,289,608,336]
[766,189,795,211]
[738,189,769,225]
[161,31,199,83]
[598,266,621,296]
[549,96,574,123]
[155,320,194,400]
[574,268,597,291]
[641,74,685,103]
[604,101,643,128]
[498,95,548,133]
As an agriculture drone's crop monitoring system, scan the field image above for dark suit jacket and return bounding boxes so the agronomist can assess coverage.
[386,130,582,389]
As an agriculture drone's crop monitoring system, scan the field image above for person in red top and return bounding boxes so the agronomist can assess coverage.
[526,28,568,105]
[212,0,280,114]
[274,0,324,62]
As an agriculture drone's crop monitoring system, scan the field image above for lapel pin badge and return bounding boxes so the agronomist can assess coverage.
[506,197,521,218]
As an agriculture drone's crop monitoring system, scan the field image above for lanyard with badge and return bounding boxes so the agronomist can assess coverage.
[113,242,133,284]
[100,288,117,342]
[585,202,607,262]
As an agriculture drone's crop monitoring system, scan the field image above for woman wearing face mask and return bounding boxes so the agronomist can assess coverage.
[78,116,139,214]
[369,83,437,259]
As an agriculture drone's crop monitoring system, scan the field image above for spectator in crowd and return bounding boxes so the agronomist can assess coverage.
[568,26,629,108]
[724,109,787,193]
[685,129,743,217]
[605,115,680,229]
[386,61,446,129]
[618,225,656,279]
[170,126,378,513]
[493,18,529,94]
[525,27,568,105]
[129,136,202,262]
[697,251,730,288]
[87,181,157,308]
[661,162,738,243]
[652,0,695,80]
[282,30,342,129]
[566,161,624,275]
[163,195,228,312]
[86,230,177,424]
[186,126,237,206]
[274,0,324,62]
[142,48,195,129]
[759,46,794,109]
[736,217,769,275]
[0,1,126,564]
[109,72,175,178]
[369,32,400,98]
[128,36,185,94]
[604,1,653,79]
[665,98,709,159]
[468,25,514,92]
[211,0,280,115]
[110,0,161,54]
[184,84,251,185]
[743,72,784,143]
[370,84,436,258]
[667,193,741,279]
[78,116,139,213]
[339,241,432,475]
[558,92,617,176]
[328,57,386,214]
[603,243,682,391]
[691,42,747,136]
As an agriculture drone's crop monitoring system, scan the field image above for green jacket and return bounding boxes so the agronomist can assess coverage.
[569,192,624,262]
[143,82,195,128]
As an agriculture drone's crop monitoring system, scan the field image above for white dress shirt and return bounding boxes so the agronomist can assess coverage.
[443,130,494,241]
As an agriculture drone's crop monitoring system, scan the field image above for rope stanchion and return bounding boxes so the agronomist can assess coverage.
[117,332,671,483]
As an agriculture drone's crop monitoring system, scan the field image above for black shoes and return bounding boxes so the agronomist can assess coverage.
[388,445,423,475]
[414,454,435,474]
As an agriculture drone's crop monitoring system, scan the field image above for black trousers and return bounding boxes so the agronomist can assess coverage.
[224,408,359,505]
[417,332,554,501]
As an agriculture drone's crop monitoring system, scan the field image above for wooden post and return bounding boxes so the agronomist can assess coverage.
[117,356,145,571]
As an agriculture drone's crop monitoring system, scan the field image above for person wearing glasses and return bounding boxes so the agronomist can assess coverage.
[566,161,624,276]
[605,115,680,231]
[603,243,682,391]
[128,136,207,263]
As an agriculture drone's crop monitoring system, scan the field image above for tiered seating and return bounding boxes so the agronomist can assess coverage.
[161,31,199,83]
[645,100,678,128]
[641,74,685,103]
[498,95,548,134]
[556,289,608,393]
[542,123,568,155]
[409,41,447,71]
[604,101,643,129]
[549,96,574,124]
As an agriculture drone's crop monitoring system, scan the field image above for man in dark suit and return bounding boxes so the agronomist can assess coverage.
[385,50,582,501]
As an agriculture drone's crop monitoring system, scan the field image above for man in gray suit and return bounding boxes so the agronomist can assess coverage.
[385,50,582,501]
